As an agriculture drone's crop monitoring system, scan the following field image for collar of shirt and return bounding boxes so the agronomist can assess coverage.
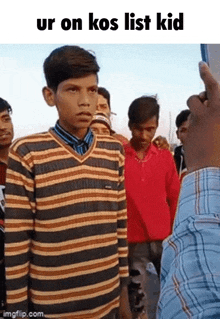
[124,142,158,160]
[53,121,94,155]
[181,145,185,155]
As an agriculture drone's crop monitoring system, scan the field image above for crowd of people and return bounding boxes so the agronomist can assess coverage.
[0,45,220,319]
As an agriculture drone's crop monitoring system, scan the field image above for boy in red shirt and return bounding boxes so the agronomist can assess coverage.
[124,96,180,318]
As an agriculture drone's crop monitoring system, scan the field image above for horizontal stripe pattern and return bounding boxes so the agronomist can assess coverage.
[29,255,119,280]
[5,130,129,318]
[42,296,120,319]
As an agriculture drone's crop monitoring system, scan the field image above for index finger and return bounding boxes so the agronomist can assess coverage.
[199,61,220,102]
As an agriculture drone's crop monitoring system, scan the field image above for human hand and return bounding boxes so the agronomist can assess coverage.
[119,285,132,319]
[185,62,220,172]
[153,136,170,150]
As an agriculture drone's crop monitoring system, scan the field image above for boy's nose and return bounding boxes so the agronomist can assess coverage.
[78,92,90,106]
[0,121,8,130]
[140,131,148,140]
[97,105,102,111]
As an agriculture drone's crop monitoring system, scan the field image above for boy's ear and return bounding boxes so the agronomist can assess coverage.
[42,87,56,107]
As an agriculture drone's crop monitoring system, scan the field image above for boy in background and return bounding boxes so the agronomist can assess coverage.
[174,109,190,181]
[4,46,131,319]
[97,87,129,146]
[124,96,180,318]
[0,98,14,318]
[90,112,112,136]
[97,87,112,118]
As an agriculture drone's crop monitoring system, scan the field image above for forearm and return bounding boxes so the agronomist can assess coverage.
[174,167,220,228]
[117,197,130,286]
[119,285,132,319]
[158,168,220,318]
[5,204,33,312]
[5,151,34,312]
[117,154,130,285]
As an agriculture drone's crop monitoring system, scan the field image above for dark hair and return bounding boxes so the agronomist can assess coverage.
[175,109,190,128]
[43,45,100,91]
[128,95,160,127]
[98,87,111,110]
[0,98,12,114]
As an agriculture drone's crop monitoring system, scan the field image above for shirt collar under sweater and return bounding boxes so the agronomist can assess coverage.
[53,121,94,155]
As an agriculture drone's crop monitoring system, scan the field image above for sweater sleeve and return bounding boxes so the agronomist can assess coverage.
[4,142,35,313]
[117,147,129,287]
[165,151,181,226]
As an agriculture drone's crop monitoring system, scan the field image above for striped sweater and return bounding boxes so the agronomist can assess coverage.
[4,129,129,319]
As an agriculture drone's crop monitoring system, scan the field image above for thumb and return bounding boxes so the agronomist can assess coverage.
[199,61,220,103]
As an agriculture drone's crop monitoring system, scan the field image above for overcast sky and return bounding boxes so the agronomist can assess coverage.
[0,44,202,143]
[0,1,216,144]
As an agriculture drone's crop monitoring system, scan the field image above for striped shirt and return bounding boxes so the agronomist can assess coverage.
[157,168,220,318]
[53,121,94,155]
[4,129,129,319]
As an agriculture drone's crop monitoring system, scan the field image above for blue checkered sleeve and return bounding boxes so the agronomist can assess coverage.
[157,168,220,319]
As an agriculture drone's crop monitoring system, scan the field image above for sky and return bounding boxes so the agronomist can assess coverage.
[0,44,203,144]
[0,1,217,144]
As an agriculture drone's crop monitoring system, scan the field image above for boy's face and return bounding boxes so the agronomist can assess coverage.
[130,115,158,151]
[96,94,110,117]
[176,118,190,145]
[0,109,14,148]
[43,74,98,138]
[91,122,110,136]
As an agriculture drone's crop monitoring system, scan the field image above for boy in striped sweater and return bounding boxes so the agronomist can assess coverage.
[4,46,131,319]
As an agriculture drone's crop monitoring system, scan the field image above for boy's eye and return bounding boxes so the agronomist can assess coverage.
[2,116,11,122]
[89,87,98,93]
[91,127,98,133]
[68,87,78,92]
[100,104,108,109]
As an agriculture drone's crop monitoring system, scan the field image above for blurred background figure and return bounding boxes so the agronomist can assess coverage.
[113,132,129,146]
[153,135,170,151]
[97,87,111,118]
[0,98,14,317]
[90,112,111,135]
[174,109,190,181]
[97,87,129,145]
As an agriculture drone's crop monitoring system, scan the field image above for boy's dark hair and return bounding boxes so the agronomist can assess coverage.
[128,95,160,128]
[0,98,12,114]
[98,87,111,110]
[175,109,191,128]
[43,45,100,91]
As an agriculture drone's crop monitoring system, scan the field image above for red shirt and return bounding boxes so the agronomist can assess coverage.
[124,143,180,243]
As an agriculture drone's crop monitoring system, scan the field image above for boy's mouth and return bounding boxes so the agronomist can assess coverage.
[77,112,92,117]
[76,112,93,122]
[0,132,11,138]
